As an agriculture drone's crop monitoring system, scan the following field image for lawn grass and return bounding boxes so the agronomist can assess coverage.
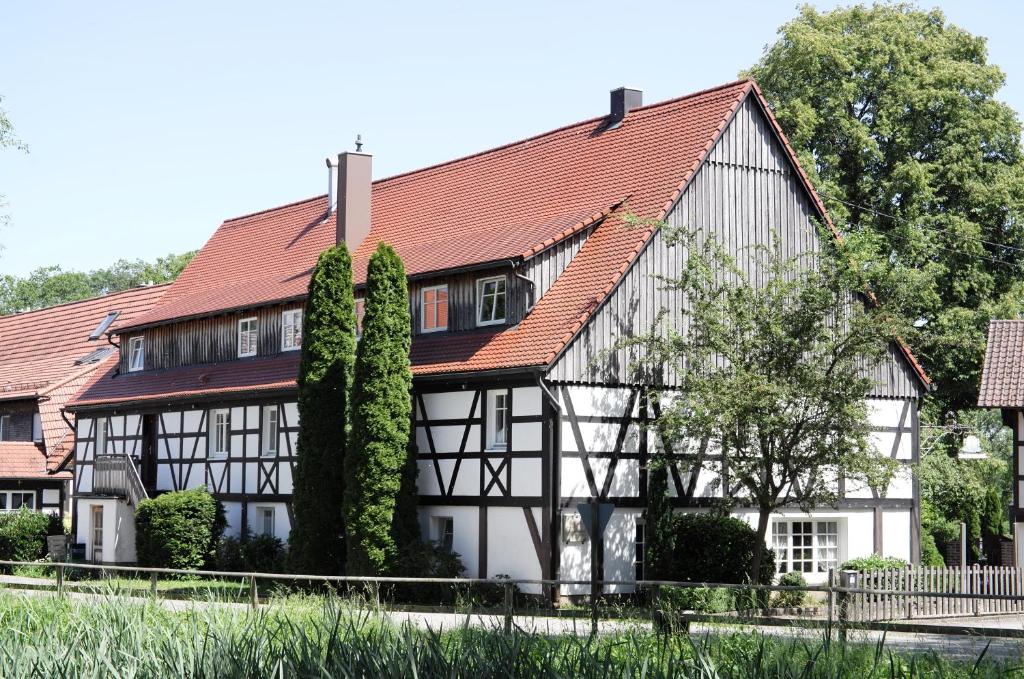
[0,591,1017,677]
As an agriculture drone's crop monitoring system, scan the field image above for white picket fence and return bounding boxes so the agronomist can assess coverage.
[849,565,1024,621]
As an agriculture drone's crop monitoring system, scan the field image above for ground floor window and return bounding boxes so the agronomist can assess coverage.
[256,506,275,537]
[0,491,34,512]
[432,516,454,553]
[772,520,839,574]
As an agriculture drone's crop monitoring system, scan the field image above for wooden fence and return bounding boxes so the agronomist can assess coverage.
[849,565,1024,621]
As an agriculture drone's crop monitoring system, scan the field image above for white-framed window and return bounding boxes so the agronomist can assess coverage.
[486,390,509,450]
[127,336,145,372]
[432,516,454,553]
[0,415,9,442]
[634,519,646,581]
[355,298,366,339]
[238,317,258,357]
[94,419,107,454]
[208,409,230,459]
[420,285,448,333]
[261,407,278,457]
[476,276,507,326]
[772,520,840,574]
[562,512,588,545]
[281,309,303,351]
[257,506,275,537]
[32,413,42,443]
[0,491,35,512]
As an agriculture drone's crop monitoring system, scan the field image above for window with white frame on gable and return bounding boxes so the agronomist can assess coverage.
[127,336,145,372]
[420,285,448,333]
[772,520,840,574]
[485,390,509,450]
[209,409,230,459]
[281,309,303,351]
[238,317,258,357]
[261,407,278,457]
[476,275,507,326]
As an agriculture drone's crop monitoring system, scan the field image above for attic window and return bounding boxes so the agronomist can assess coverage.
[238,317,258,357]
[421,285,448,333]
[127,337,145,372]
[88,311,120,341]
[75,347,115,366]
[476,276,507,326]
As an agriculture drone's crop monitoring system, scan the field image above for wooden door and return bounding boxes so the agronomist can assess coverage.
[91,505,103,564]
[141,415,158,491]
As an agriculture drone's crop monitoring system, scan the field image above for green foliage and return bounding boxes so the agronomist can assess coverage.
[289,244,357,575]
[0,252,195,314]
[771,572,808,609]
[216,531,287,573]
[134,488,222,570]
[0,509,55,562]
[920,533,945,567]
[746,4,1024,412]
[658,513,775,586]
[630,225,897,583]
[644,455,675,580]
[345,243,414,576]
[659,586,735,614]
[841,554,909,572]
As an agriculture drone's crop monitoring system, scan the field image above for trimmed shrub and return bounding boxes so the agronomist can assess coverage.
[345,243,414,576]
[290,244,357,575]
[841,553,908,571]
[135,488,221,570]
[216,531,287,573]
[0,509,53,562]
[771,571,807,608]
[664,513,776,585]
[920,533,946,566]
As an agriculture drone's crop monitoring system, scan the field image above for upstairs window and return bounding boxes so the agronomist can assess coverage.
[486,390,509,450]
[261,407,278,457]
[355,298,366,339]
[32,413,42,443]
[0,415,9,442]
[209,409,230,459]
[476,276,507,326]
[94,419,107,454]
[127,336,145,372]
[281,309,303,351]
[238,317,258,357]
[420,285,448,333]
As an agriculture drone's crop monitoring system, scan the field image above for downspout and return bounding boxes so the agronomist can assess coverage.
[508,260,536,312]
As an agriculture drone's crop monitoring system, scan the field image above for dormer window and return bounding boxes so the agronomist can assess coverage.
[421,285,448,333]
[476,276,507,326]
[238,317,258,357]
[127,337,145,372]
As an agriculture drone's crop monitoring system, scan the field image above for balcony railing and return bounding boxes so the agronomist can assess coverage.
[93,453,149,506]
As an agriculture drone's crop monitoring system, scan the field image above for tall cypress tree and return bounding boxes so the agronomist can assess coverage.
[288,244,356,574]
[344,242,413,576]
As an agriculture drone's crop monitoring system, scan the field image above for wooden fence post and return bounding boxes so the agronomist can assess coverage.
[150,572,158,599]
[651,584,663,633]
[503,581,514,634]
[56,564,64,597]
[838,570,856,643]
[250,575,259,609]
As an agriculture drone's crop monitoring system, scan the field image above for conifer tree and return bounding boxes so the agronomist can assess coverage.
[288,244,356,574]
[344,242,414,575]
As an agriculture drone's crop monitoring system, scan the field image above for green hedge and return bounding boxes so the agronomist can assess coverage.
[0,509,60,562]
[135,488,222,570]
[216,531,287,573]
[841,553,909,571]
[662,513,776,585]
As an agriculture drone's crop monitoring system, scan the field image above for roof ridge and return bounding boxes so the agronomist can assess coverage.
[222,194,326,225]
[0,283,171,320]
[374,79,756,190]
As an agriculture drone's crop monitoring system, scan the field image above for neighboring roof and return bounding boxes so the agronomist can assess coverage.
[0,285,167,465]
[0,442,71,480]
[979,320,1024,408]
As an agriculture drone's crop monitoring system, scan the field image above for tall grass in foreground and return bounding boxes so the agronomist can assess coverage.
[0,593,1017,678]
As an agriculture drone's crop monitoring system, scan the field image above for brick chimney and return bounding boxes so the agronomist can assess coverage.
[335,150,372,251]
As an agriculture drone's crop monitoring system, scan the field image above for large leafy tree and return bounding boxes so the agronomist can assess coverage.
[288,244,357,574]
[746,4,1024,412]
[634,226,900,583]
[344,242,414,576]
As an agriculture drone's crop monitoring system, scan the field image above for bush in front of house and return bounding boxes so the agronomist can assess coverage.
[665,513,776,585]
[840,554,908,571]
[0,509,54,562]
[771,571,807,608]
[216,530,287,573]
[135,488,222,570]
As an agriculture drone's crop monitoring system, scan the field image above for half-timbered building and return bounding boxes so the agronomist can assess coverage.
[68,79,928,581]
[0,285,165,521]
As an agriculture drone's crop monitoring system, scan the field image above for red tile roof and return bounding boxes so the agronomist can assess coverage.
[74,79,928,406]
[978,320,1024,408]
[0,286,166,468]
[0,442,70,480]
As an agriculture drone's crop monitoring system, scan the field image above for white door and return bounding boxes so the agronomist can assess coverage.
[91,505,103,564]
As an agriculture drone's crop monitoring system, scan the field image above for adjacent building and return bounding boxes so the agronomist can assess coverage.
[68,80,927,583]
[0,285,165,520]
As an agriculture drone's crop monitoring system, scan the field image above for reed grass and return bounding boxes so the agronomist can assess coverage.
[0,592,1016,677]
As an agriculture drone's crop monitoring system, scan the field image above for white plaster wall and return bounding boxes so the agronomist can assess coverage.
[418,506,480,577]
[75,498,137,564]
[222,501,243,538]
[246,501,290,542]
[420,391,477,421]
[510,459,543,496]
[603,509,642,594]
[488,507,543,594]
[511,422,542,452]
[883,510,912,562]
[512,387,542,417]
[564,386,637,418]
[560,507,591,596]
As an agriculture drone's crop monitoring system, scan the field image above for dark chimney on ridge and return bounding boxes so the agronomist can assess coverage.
[607,87,643,129]
[335,144,372,252]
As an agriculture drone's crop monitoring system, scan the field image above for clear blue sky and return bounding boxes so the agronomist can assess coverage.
[1,1,1022,277]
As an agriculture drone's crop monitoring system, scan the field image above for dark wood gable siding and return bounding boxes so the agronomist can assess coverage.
[408,267,527,335]
[523,226,594,302]
[121,303,304,372]
[548,94,924,399]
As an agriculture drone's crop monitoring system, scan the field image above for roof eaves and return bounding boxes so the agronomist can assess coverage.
[520,199,626,260]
